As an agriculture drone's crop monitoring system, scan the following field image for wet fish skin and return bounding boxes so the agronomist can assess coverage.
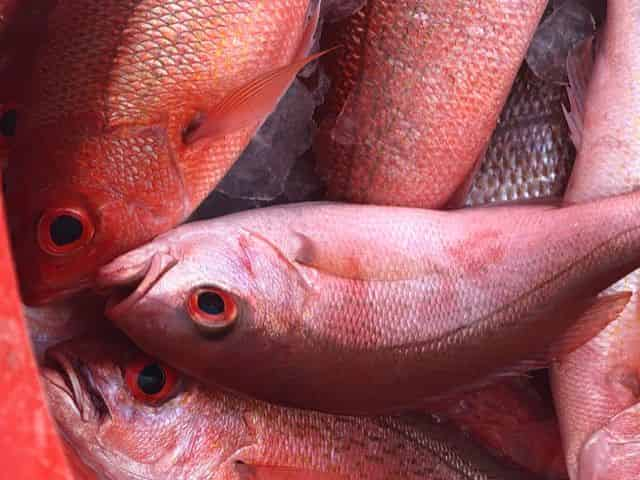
[428,379,568,480]
[464,65,574,207]
[99,190,640,415]
[4,0,316,306]
[315,4,569,474]
[549,0,640,478]
[314,0,548,208]
[43,331,544,480]
[576,402,640,480]
[313,6,570,475]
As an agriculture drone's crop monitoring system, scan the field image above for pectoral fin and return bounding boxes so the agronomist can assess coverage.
[184,48,335,144]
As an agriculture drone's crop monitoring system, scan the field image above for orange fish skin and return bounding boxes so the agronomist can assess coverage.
[314,0,547,208]
[5,0,314,305]
[43,331,543,480]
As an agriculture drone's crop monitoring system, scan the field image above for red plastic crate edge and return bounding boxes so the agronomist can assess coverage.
[0,188,75,479]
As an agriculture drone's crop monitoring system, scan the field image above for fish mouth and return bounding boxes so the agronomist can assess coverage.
[43,350,110,422]
[102,252,178,319]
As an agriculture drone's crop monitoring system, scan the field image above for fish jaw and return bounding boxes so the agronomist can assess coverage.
[99,221,315,398]
[41,348,110,466]
[6,163,187,306]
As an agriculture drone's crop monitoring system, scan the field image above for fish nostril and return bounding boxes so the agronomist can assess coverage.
[182,112,204,144]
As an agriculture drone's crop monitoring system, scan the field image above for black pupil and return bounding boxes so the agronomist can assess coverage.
[197,291,225,315]
[50,214,83,246]
[137,364,166,395]
[0,109,17,137]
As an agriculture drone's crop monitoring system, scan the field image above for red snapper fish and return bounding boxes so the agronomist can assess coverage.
[4,0,322,305]
[43,331,545,480]
[314,0,547,208]
[98,190,640,415]
[549,0,640,478]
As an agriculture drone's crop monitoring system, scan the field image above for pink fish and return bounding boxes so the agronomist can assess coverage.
[549,0,640,478]
[43,331,543,479]
[98,189,640,414]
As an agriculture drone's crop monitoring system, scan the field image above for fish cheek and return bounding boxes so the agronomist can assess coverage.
[113,298,208,380]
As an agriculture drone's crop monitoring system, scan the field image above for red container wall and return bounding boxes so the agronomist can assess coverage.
[0,186,74,479]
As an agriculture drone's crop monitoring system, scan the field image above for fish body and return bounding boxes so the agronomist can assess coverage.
[464,64,574,206]
[5,0,318,305]
[43,332,543,480]
[575,402,640,480]
[100,191,640,414]
[429,379,567,480]
[549,0,640,478]
[314,4,569,473]
[314,0,547,208]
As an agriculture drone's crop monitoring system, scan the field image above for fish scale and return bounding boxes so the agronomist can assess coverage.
[44,332,543,479]
[4,0,315,305]
[315,0,548,208]
[549,0,640,477]
[465,65,575,206]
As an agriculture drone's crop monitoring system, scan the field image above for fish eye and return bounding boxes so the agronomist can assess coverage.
[125,356,178,405]
[186,286,237,335]
[0,108,17,137]
[37,207,95,256]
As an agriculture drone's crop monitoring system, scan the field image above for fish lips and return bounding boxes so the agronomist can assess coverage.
[43,349,110,423]
[99,251,179,319]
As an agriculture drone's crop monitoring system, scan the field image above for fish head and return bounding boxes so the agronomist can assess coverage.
[98,219,311,393]
[42,330,248,479]
[5,114,187,306]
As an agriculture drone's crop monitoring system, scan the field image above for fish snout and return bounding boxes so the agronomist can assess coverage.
[99,251,178,320]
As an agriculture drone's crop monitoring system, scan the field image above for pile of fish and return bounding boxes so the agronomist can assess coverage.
[2,0,639,478]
